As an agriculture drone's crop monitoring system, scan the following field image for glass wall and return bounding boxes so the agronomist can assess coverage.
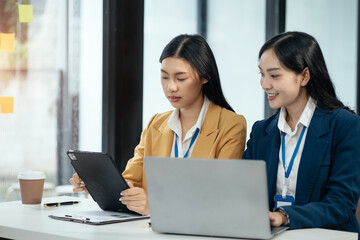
[0,0,102,202]
[286,0,358,110]
[207,0,266,137]
[0,0,65,201]
[78,0,102,151]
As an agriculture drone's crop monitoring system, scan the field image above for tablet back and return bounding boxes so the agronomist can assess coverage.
[67,150,135,214]
[145,157,287,239]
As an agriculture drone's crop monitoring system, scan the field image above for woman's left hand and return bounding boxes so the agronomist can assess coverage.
[120,182,149,215]
[269,211,288,227]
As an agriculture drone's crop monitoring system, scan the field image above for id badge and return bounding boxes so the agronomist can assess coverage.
[274,194,294,209]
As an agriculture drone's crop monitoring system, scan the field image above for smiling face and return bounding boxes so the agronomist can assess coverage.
[161,57,208,111]
[258,48,310,111]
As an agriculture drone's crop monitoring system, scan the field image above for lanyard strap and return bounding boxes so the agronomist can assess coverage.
[175,128,200,158]
[281,126,307,179]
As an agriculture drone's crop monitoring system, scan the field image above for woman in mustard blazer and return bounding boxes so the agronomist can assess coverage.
[70,34,247,215]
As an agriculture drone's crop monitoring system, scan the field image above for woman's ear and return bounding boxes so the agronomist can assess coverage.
[201,78,209,85]
[300,67,310,86]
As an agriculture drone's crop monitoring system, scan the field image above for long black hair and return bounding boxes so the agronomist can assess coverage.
[159,34,234,112]
[259,31,354,113]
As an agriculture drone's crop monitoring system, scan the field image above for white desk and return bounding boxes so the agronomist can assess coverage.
[0,196,357,240]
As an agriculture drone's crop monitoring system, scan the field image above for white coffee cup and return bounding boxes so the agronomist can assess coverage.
[18,171,46,205]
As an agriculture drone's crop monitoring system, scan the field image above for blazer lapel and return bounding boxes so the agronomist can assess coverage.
[263,114,281,209]
[191,102,220,158]
[295,108,330,205]
[152,116,174,157]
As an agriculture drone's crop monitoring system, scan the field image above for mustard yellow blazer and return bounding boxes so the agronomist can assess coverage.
[122,102,247,191]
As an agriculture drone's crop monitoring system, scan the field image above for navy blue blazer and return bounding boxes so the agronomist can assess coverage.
[243,108,360,235]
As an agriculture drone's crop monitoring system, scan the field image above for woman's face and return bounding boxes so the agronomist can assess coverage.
[161,57,207,110]
[258,48,309,110]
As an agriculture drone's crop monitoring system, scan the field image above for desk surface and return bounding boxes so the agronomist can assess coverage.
[0,196,357,240]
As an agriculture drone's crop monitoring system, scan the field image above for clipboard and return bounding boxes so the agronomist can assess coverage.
[49,211,149,225]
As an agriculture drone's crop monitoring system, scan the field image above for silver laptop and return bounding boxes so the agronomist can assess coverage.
[144,157,288,239]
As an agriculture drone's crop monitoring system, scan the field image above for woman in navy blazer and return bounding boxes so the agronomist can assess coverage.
[243,31,360,236]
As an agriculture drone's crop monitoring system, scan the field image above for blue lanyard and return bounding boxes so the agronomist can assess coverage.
[175,128,200,158]
[281,126,307,179]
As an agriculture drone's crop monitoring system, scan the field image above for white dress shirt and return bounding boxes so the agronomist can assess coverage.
[168,96,210,158]
[276,97,317,198]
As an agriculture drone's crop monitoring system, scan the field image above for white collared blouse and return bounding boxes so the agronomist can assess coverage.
[168,96,210,158]
[276,97,317,198]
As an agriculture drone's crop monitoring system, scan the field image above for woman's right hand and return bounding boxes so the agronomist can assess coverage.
[69,173,89,193]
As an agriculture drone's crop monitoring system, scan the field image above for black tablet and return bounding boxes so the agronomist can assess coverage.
[66,150,137,214]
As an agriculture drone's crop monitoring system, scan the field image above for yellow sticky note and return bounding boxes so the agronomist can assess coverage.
[18,4,33,23]
[0,97,14,114]
[0,33,15,52]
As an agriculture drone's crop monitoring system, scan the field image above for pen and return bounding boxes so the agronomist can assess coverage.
[44,201,80,207]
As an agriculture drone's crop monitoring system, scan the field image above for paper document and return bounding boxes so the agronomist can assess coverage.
[49,210,149,225]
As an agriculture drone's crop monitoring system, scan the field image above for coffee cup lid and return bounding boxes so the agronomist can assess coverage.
[18,171,46,180]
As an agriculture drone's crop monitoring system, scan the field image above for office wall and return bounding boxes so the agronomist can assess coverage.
[286,0,358,111]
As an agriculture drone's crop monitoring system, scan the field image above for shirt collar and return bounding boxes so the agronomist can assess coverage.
[168,96,210,140]
[278,97,317,136]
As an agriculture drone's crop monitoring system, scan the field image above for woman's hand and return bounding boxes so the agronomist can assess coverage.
[269,211,288,227]
[120,182,149,216]
[69,173,89,193]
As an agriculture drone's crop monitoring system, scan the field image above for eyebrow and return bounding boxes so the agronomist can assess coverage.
[258,66,281,72]
[161,70,189,75]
